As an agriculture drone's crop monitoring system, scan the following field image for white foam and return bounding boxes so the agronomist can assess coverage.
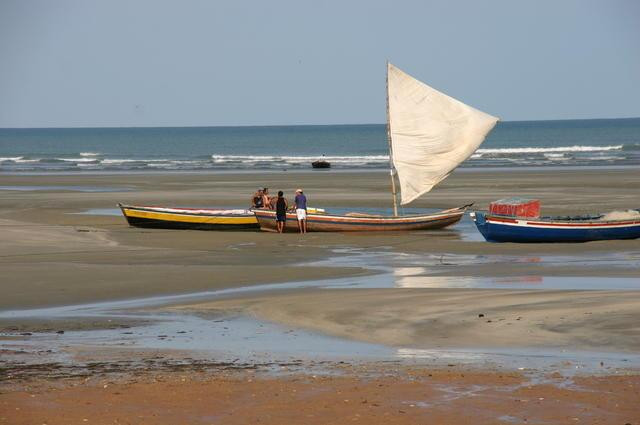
[210,154,389,164]
[80,152,100,157]
[53,157,100,163]
[588,156,618,161]
[101,158,171,164]
[0,156,23,162]
[476,145,623,154]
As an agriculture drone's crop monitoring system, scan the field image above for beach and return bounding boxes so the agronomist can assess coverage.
[1,168,639,307]
[1,167,639,423]
[4,0,640,421]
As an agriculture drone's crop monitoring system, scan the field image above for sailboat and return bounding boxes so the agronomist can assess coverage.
[254,63,499,232]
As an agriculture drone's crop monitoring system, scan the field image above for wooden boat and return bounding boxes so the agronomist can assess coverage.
[254,206,468,232]
[470,210,640,242]
[311,160,331,169]
[255,63,499,233]
[118,203,258,230]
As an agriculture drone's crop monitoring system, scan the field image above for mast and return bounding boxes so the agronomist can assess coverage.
[386,62,399,216]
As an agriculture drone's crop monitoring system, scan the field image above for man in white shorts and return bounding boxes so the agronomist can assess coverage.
[294,188,307,234]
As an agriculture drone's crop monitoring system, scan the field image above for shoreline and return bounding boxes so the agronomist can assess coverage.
[2,163,640,176]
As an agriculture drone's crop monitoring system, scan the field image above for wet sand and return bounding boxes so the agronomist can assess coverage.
[1,168,639,422]
[1,168,639,311]
[180,288,640,352]
[2,368,639,425]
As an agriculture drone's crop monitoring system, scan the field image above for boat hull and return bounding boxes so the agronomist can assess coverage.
[254,208,465,232]
[472,211,640,243]
[118,204,259,230]
[311,161,331,169]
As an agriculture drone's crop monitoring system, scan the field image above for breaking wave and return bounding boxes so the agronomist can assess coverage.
[210,154,389,165]
[0,143,637,172]
[474,145,623,155]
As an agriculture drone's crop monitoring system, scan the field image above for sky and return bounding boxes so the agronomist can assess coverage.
[1,0,639,128]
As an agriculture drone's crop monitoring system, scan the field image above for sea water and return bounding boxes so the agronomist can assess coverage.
[1,118,639,172]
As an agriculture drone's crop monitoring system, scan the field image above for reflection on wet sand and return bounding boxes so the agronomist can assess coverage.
[2,243,639,383]
[393,268,544,288]
[392,268,636,289]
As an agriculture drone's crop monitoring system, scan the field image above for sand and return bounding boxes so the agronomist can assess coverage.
[1,168,638,311]
[2,368,639,425]
[180,288,640,352]
[1,168,639,422]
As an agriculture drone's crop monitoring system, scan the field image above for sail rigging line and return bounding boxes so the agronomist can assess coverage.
[385,61,399,216]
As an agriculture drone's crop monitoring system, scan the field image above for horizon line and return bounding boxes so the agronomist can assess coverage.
[1,116,639,131]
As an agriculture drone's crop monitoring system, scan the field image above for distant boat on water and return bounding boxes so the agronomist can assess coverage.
[311,159,331,169]
[255,62,499,232]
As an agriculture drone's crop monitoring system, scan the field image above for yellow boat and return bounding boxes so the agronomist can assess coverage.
[118,203,259,230]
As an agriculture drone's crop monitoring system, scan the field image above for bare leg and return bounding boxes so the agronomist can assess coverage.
[302,219,307,234]
[297,219,302,234]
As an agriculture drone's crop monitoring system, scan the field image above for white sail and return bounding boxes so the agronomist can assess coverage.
[387,63,499,205]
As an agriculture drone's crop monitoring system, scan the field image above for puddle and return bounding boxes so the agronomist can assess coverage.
[323,246,640,269]
[0,277,351,319]
[0,185,133,192]
[396,347,640,376]
[3,251,637,323]
[389,274,639,290]
[4,307,639,375]
[310,248,640,290]
[1,244,639,375]
[2,263,640,375]
[0,313,391,366]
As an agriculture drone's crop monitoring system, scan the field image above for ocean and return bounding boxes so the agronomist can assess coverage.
[1,118,639,173]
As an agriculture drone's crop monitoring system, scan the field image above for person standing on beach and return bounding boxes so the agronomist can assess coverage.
[294,188,307,234]
[275,190,288,233]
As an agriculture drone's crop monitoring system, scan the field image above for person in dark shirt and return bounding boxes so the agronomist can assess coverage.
[294,188,307,234]
[275,190,288,233]
[251,188,264,208]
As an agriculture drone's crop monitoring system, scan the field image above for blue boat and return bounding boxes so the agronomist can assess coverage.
[471,210,640,243]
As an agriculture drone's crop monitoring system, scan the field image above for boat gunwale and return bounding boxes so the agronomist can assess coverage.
[253,208,465,223]
[475,211,640,228]
[118,203,255,217]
